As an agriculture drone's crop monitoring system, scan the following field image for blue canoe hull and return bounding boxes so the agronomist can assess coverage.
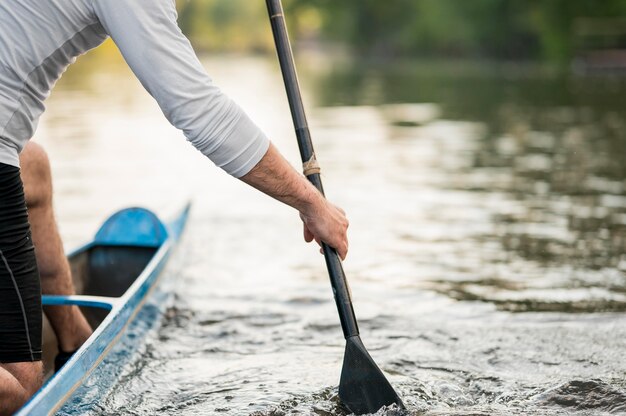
[16,203,191,415]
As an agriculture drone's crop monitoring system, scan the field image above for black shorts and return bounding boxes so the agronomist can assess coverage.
[0,162,42,362]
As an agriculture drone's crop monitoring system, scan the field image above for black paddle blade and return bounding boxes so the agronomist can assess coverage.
[339,336,405,414]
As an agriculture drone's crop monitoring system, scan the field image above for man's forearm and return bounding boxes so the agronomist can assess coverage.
[239,142,323,213]
[239,141,349,259]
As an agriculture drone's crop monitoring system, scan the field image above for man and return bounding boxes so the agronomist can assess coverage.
[0,0,349,413]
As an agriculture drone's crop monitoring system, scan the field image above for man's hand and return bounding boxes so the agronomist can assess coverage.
[240,142,349,259]
[300,199,349,260]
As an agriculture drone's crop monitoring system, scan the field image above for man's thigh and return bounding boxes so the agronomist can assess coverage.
[0,161,42,367]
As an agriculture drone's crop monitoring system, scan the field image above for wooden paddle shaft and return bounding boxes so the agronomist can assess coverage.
[266,0,359,339]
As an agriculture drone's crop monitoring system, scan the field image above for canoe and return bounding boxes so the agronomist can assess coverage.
[16,203,191,415]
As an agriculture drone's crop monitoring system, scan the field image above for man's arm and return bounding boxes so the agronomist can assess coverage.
[20,143,93,352]
[93,0,348,257]
[240,143,349,259]
[93,0,270,177]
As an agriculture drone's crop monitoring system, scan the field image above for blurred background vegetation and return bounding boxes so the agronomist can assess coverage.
[176,0,626,67]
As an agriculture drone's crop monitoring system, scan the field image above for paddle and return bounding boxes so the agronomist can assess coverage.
[265,1,405,413]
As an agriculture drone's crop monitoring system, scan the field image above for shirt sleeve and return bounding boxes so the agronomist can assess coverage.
[91,0,269,177]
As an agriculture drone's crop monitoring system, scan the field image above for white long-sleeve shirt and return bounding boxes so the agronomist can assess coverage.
[0,0,269,177]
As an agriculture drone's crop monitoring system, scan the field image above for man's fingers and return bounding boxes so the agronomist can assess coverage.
[299,201,349,260]
[309,233,348,260]
[303,224,314,242]
[326,236,348,260]
[302,224,327,251]
[336,240,348,260]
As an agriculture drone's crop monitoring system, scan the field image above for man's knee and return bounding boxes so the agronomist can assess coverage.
[19,141,52,209]
[0,361,43,414]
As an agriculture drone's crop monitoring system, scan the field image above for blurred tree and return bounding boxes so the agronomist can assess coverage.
[287,0,626,64]
[176,0,626,64]
[177,0,273,52]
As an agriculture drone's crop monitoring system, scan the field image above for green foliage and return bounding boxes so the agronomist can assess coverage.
[177,0,272,52]
[289,0,626,63]
[177,0,626,63]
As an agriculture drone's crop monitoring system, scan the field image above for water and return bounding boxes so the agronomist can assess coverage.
[39,51,625,415]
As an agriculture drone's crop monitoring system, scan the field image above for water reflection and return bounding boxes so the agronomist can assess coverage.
[313,61,625,314]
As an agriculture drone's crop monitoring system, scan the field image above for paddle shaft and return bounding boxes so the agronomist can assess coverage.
[266,0,359,339]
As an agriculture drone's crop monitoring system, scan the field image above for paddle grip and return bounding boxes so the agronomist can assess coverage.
[266,0,359,339]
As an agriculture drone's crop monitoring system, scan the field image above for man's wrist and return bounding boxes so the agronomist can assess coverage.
[296,181,325,217]
[239,142,326,215]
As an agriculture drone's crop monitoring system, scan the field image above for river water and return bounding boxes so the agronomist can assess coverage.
[38,50,625,415]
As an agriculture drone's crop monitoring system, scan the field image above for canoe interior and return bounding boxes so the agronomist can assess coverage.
[42,244,158,378]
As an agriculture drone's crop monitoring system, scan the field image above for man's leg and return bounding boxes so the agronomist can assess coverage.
[0,363,41,414]
[0,160,43,414]
[19,142,92,355]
